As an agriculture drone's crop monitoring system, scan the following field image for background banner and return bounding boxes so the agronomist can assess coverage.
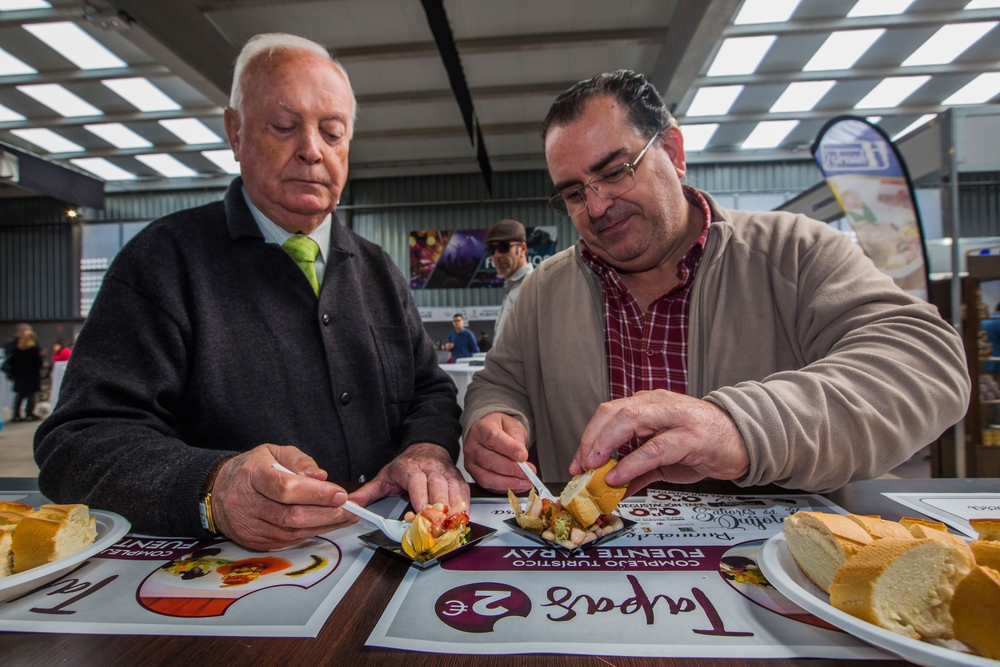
[410,226,557,290]
[811,116,929,301]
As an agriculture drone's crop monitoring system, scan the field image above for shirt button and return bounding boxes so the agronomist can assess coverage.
[358,475,366,483]
[322,313,331,325]
[647,349,655,357]
[340,392,351,405]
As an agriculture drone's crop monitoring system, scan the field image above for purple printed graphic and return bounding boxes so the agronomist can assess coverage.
[442,545,729,572]
[435,582,532,633]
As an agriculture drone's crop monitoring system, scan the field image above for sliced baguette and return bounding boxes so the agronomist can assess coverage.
[782,511,874,594]
[951,565,1000,660]
[0,530,11,578]
[829,538,972,640]
[969,518,1000,541]
[11,506,97,574]
[905,522,975,564]
[971,540,1000,571]
[0,502,32,514]
[899,516,949,532]
[846,514,914,541]
[559,459,626,528]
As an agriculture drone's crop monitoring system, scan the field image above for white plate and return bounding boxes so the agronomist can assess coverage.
[758,533,997,667]
[0,509,131,602]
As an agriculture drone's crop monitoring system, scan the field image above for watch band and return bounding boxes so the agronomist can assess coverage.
[199,492,217,534]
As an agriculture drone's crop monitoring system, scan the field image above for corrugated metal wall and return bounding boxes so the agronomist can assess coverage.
[960,173,1000,238]
[0,223,76,320]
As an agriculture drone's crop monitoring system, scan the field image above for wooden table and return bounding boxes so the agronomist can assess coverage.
[2,477,997,667]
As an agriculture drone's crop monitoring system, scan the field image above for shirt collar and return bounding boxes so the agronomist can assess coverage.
[507,262,533,284]
[242,186,331,264]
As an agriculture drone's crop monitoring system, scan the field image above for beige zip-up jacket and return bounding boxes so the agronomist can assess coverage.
[462,193,970,492]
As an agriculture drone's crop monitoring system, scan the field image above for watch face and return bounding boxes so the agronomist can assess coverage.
[199,496,213,533]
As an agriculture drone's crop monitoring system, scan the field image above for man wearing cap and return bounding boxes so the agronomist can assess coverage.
[485,219,533,342]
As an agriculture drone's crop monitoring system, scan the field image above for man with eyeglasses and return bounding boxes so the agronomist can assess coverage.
[461,70,968,497]
[484,219,533,343]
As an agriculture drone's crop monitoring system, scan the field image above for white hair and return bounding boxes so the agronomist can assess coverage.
[229,33,357,136]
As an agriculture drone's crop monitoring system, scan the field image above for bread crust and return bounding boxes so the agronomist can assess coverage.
[847,514,914,541]
[559,459,626,527]
[782,511,874,593]
[899,516,948,532]
[951,565,1000,660]
[906,523,975,563]
[11,516,61,573]
[971,540,1000,571]
[969,518,1000,541]
[585,459,627,514]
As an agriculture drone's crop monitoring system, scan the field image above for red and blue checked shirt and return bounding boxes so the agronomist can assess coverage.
[580,186,712,458]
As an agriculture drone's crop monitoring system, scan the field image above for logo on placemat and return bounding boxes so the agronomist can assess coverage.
[435,583,531,632]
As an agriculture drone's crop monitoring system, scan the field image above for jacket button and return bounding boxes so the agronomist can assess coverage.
[340,392,351,405]
[322,313,331,325]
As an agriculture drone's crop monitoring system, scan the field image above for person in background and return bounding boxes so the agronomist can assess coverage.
[2,323,32,411]
[462,70,969,497]
[476,330,492,353]
[35,33,466,549]
[445,314,479,361]
[52,339,72,362]
[9,330,42,422]
[485,219,533,343]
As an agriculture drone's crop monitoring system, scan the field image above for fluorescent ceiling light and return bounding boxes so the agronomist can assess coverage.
[70,157,136,181]
[803,29,884,71]
[893,114,937,140]
[0,45,36,75]
[854,76,930,109]
[686,85,744,117]
[943,72,1000,104]
[902,22,997,66]
[201,149,240,174]
[17,83,102,117]
[741,120,800,149]
[158,118,222,145]
[136,153,197,178]
[769,80,836,112]
[848,0,916,17]
[102,78,180,112]
[84,123,152,149]
[0,0,51,9]
[866,116,883,123]
[10,128,83,153]
[966,0,1000,8]
[679,124,719,152]
[734,0,802,24]
[0,102,25,122]
[23,22,126,70]
[707,35,776,77]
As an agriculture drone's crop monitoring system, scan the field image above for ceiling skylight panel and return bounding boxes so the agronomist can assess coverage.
[0,0,51,9]
[893,114,936,140]
[847,0,916,17]
[0,102,25,122]
[741,120,800,149]
[201,149,240,174]
[854,76,930,109]
[966,0,1000,9]
[769,80,836,112]
[734,0,802,24]
[84,123,152,149]
[707,35,776,77]
[866,116,882,123]
[17,83,102,117]
[686,85,744,117]
[679,124,719,152]
[943,72,1000,104]
[136,153,197,178]
[0,46,36,75]
[158,118,222,145]
[23,22,126,70]
[102,78,180,112]
[10,128,83,153]
[70,157,135,181]
[803,29,884,71]
[902,23,997,66]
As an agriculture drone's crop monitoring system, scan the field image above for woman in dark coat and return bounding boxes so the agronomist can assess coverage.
[9,330,42,421]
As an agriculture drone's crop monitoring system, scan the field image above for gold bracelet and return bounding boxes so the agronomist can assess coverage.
[199,491,217,534]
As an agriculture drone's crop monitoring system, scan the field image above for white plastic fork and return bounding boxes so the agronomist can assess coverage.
[517,461,558,503]
[271,462,410,541]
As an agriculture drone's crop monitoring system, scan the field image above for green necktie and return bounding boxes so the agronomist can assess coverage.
[282,235,321,296]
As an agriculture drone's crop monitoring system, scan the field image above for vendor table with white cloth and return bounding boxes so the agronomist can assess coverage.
[439,361,484,409]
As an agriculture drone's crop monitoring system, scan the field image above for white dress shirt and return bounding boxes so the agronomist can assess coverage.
[242,187,332,284]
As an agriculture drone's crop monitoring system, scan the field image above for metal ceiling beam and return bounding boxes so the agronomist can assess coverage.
[0,6,115,25]
[723,7,1000,38]
[0,64,170,88]
[0,107,223,131]
[678,104,947,125]
[356,81,578,107]
[28,141,228,159]
[353,122,539,141]
[695,60,1000,87]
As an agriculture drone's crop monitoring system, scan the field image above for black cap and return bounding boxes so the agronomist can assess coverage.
[485,219,526,244]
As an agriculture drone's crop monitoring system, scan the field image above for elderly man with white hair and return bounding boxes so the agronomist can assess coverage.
[35,33,468,550]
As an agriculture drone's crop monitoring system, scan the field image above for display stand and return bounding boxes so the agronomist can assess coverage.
[961,251,1000,478]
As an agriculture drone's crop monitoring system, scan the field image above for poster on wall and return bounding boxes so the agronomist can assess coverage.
[811,116,929,301]
[410,227,557,289]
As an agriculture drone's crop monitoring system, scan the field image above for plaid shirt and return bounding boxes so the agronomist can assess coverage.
[580,186,712,457]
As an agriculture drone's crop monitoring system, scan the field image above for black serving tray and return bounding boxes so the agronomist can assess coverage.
[358,522,496,570]
[502,516,637,555]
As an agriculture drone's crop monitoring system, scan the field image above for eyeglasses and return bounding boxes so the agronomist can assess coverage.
[547,132,660,217]
[486,241,514,255]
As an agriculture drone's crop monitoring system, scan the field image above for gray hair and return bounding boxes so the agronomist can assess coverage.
[229,33,358,137]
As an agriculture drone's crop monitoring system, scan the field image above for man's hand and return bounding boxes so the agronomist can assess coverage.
[444,342,455,351]
[570,390,749,497]
[210,444,357,551]
[349,443,469,512]
[463,412,532,494]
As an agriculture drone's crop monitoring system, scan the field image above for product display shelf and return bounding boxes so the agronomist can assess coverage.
[961,250,1000,475]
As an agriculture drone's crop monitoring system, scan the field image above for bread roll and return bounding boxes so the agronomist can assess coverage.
[846,514,914,540]
[829,538,972,640]
[905,522,975,564]
[11,505,97,574]
[782,511,874,594]
[969,518,1000,541]
[899,516,948,532]
[0,530,11,578]
[559,459,626,528]
[951,565,1000,660]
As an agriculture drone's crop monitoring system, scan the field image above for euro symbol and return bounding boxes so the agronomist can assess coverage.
[441,600,468,616]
